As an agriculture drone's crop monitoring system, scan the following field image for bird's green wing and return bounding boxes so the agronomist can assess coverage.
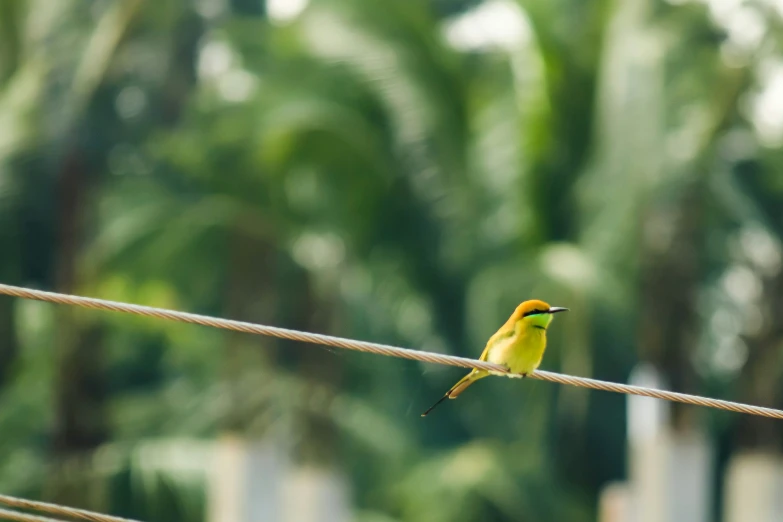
[478,327,515,361]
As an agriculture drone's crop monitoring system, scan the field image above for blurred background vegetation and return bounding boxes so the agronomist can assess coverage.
[1,0,783,521]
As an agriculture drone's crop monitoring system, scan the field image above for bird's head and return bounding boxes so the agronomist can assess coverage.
[513,299,569,330]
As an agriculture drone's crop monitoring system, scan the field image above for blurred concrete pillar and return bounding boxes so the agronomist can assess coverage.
[626,364,713,522]
[209,436,352,522]
[598,482,630,522]
[666,431,712,522]
[282,467,351,522]
[628,364,669,522]
[209,436,288,522]
[724,452,783,522]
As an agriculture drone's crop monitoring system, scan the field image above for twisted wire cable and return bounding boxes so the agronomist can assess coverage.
[0,507,66,522]
[0,496,139,522]
[1,283,781,420]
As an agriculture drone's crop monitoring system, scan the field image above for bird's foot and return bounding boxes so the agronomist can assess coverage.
[505,366,529,379]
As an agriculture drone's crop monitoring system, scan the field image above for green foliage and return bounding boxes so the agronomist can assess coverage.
[2,0,783,521]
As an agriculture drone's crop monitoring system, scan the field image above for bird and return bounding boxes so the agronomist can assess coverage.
[421,299,568,417]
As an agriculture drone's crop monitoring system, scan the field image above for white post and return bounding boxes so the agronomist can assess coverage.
[724,452,783,522]
[627,364,670,522]
[666,430,712,522]
[282,467,351,522]
[208,436,353,522]
[208,436,287,522]
[626,364,713,522]
[598,482,631,522]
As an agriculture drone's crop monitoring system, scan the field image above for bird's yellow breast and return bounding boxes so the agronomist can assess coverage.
[485,322,547,375]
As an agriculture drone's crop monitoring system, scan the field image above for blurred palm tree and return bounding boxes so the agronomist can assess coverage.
[3,0,783,521]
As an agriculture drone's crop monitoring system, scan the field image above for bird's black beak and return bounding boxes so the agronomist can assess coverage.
[547,307,569,314]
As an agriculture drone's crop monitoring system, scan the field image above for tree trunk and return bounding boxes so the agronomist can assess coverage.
[638,182,703,431]
[46,150,109,508]
[221,225,277,433]
[291,270,341,466]
[734,270,783,450]
[0,295,18,387]
[0,214,20,386]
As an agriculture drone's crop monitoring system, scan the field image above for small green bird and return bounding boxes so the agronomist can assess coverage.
[421,299,568,417]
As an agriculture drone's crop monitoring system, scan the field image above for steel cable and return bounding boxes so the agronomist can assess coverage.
[1,283,781,420]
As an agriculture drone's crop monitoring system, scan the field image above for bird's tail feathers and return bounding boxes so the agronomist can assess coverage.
[420,370,485,417]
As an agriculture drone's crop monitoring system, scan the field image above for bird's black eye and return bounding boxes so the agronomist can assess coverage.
[523,309,547,317]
